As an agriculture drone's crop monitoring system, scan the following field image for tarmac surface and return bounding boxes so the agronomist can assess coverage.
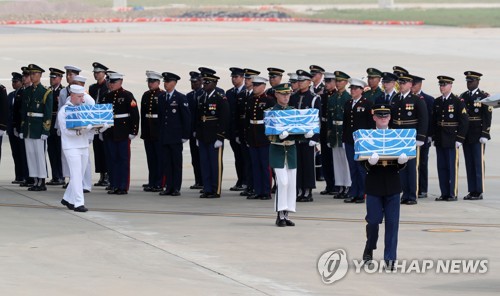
[0,22,500,295]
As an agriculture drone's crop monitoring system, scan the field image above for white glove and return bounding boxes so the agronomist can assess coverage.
[56,129,61,136]
[99,133,104,141]
[479,137,488,144]
[235,137,241,144]
[416,140,424,147]
[308,140,317,147]
[304,130,314,139]
[0,130,4,137]
[279,131,289,140]
[99,123,110,133]
[129,134,136,140]
[193,132,196,137]
[455,141,462,148]
[342,142,345,149]
[427,137,432,143]
[41,134,48,141]
[214,140,223,148]
[196,140,199,147]
[398,153,409,164]
[19,133,23,139]
[368,152,379,165]
[14,129,19,137]
[85,124,93,131]
[182,138,188,143]
[327,143,331,148]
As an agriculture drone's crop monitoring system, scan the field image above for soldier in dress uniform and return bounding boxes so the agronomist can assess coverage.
[411,74,434,199]
[141,71,165,193]
[89,62,110,187]
[245,76,275,200]
[362,104,408,271]
[265,67,284,99]
[343,77,374,203]
[197,73,229,198]
[19,64,53,191]
[268,83,299,227]
[309,65,325,95]
[226,67,247,191]
[289,70,320,202]
[158,72,191,196]
[186,71,204,190]
[46,67,65,186]
[327,71,352,199]
[363,68,384,104]
[319,72,337,196]
[102,72,140,195]
[376,72,398,104]
[198,67,225,95]
[389,73,428,205]
[430,76,469,201]
[7,72,24,183]
[288,72,299,93]
[461,71,492,200]
[0,82,7,163]
[238,68,261,197]
[12,67,34,187]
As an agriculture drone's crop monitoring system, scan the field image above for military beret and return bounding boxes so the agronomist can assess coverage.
[296,69,312,80]
[267,67,285,77]
[324,72,335,79]
[108,72,124,80]
[366,68,383,78]
[464,71,482,81]
[201,72,220,81]
[70,85,85,94]
[145,70,162,81]
[73,75,87,83]
[162,72,181,82]
[393,66,409,75]
[21,66,30,75]
[411,74,425,83]
[309,65,325,74]
[64,65,81,74]
[252,76,268,84]
[189,71,201,81]
[382,72,398,82]
[273,83,292,94]
[244,68,260,79]
[437,75,454,84]
[198,67,216,75]
[334,71,350,81]
[11,72,23,81]
[92,62,108,73]
[287,72,298,82]
[27,64,45,73]
[229,67,245,76]
[348,78,367,89]
[372,104,392,117]
[48,67,65,78]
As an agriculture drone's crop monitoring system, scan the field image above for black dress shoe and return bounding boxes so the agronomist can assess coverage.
[229,184,245,191]
[74,205,88,212]
[105,185,113,191]
[143,186,154,192]
[400,199,408,205]
[142,183,149,188]
[83,189,90,193]
[446,196,457,201]
[151,186,163,192]
[285,219,295,226]
[200,193,209,198]
[363,247,373,264]
[47,179,64,185]
[276,219,286,227]
[463,193,472,200]
[12,180,24,184]
[418,192,428,198]
[61,199,75,210]
[205,193,220,199]
[435,196,448,201]
[247,194,260,200]
[354,197,365,203]
[240,189,253,196]
[159,189,172,196]
[107,188,118,194]
[344,196,357,203]
[190,184,203,189]
[260,194,272,200]
[171,190,181,196]
[116,190,128,195]
[199,189,204,194]
[28,185,39,191]
[20,182,34,187]
[405,200,417,205]
[469,193,483,200]
[320,189,333,195]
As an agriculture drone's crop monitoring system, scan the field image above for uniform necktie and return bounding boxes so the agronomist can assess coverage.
[385,94,390,103]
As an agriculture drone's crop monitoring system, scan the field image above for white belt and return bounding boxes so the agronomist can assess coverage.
[114,113,130,119]
[145,114,158,118]
[250,120,264,124]
[27,112,44,118]
[332,120,343,125]
[272,140,295,146]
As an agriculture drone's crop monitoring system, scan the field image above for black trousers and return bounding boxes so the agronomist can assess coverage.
[296,142,316,189]
[47,132,63,180]
[418,141,430,194]
[9,133,24,181]
[144,139,163,187]
[163,143,183,192]
[229,139,246,186]
[93,134,107,173]
[189,137,203,185]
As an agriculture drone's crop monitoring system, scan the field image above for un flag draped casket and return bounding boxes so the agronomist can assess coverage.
[264,109,320,135]
[353,128,416,160]
[65,104,114,129]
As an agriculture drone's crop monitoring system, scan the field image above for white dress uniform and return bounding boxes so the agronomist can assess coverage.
[58,86,93,209]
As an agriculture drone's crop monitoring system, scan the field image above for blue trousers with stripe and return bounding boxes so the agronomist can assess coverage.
[463,142,485,194]
[436,146,458,197]
[199,140,223,195]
